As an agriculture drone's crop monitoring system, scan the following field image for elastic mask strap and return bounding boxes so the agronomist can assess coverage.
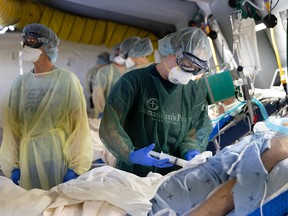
[163,59,171,73]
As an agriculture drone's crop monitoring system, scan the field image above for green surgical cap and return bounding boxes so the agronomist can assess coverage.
[23,23,59,47]
[120,36,140,56]
[158,27,212,61]
[128,38,153,58]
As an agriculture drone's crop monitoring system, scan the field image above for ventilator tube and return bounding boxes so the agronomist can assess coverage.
[149,151,187,167]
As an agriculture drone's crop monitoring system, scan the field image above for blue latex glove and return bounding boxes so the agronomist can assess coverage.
[63,169,79,182]
[184,150,200,161]
[129,144,173,168]
[11,168,20,185]
[98,112,103,119]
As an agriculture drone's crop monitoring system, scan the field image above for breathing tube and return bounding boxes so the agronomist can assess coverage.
[252,98,288,135]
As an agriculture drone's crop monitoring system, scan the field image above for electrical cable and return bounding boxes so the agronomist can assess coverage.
[270,0,280,12]
[259,181,268,216]
[242,0,264,11]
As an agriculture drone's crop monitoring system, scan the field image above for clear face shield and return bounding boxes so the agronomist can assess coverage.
[21,32,48,49]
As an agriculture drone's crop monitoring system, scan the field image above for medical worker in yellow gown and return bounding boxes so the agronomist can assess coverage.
[0,23,93,190]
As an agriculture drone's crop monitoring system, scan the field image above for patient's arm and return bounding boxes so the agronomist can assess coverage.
[188,178,235,216]
[189,136,288,216]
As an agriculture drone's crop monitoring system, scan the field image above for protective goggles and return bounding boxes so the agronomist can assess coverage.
[21,32,48,49]
[176,52,209,75]
[118,51,128,59]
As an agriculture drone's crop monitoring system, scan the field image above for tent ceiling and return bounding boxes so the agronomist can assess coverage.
[37,0,213,38]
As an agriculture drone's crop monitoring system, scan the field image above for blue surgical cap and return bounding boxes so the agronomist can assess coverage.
[128,38,154,58]
[23,23,59,63]
[158,27,212,61]
[97,52,110,65]
[120,36,140,57]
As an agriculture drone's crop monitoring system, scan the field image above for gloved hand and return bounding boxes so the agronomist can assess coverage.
[11,168,20,185]
[97,112,103,119]
[184,150,200,161]
[129,143,173,168]
[63,169,79,182]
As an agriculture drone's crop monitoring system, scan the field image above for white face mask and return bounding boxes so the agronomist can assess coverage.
[113,56,125,65]
[20,46,42,63]
[125,57,136,69]
[168,66,195,85]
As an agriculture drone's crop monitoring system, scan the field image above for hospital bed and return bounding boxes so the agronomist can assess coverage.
[205,68,287,154]
[207,91,287,154]
[0,97,287,216]
[0,155,287,216]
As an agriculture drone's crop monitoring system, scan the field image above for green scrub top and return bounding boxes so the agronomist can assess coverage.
[100,64,212,176]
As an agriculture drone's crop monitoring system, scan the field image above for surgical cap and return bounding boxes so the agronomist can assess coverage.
[120,36,140,57]
[23,23,59,47]
[158,27,212,61]
[97,52,110,65]
[128,38,154,58]
[23,23,59,63]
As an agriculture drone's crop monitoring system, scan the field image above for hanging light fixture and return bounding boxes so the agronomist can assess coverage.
[0,25,15,34]
[263,13,277,28]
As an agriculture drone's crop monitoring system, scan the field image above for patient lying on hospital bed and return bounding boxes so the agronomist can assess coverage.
[1,117,288,216]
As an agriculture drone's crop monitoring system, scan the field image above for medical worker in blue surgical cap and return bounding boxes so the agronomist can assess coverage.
[93,37,154,119]
[92,44,126,119]
[0,23,93,190]
[99,27,213,177]
[86,51,110,110]
[119,36,154,72]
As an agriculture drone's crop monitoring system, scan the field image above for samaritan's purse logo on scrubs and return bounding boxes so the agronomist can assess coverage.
[139,98,185,125]
[147,98,159,110]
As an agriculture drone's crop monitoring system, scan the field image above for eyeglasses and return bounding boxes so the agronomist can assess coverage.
[21,33,48,49]
[176,52,209,75]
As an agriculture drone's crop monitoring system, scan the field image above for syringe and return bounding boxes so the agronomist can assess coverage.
[149,151,187,167]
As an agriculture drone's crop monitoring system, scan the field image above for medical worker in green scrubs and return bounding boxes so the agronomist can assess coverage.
[99,27,213,176]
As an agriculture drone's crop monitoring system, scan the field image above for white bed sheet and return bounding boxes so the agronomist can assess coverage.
[0,159,287,216]
[0,166,167,216]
